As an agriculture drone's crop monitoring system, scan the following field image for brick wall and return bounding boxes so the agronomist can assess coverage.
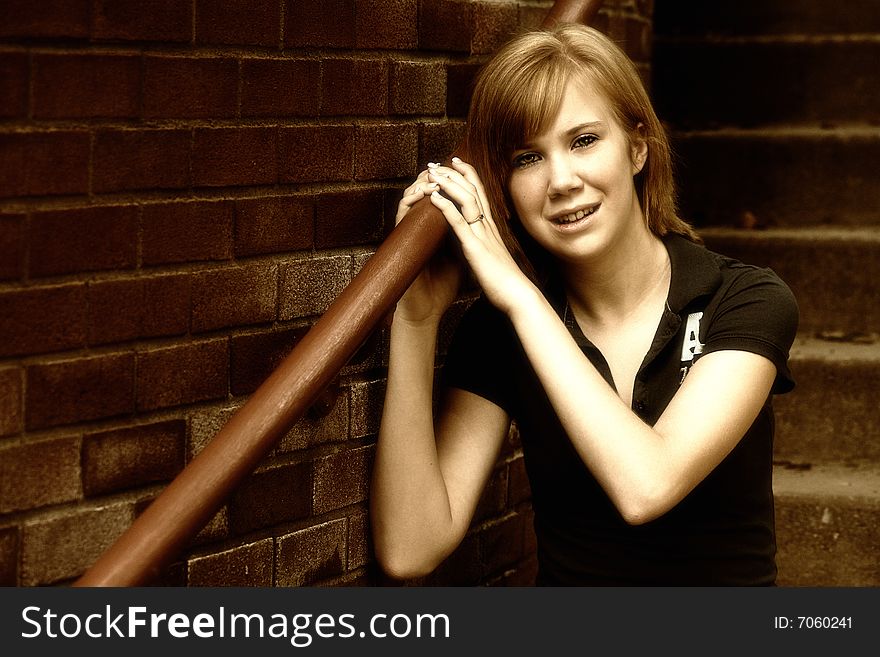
[0,0,654,587]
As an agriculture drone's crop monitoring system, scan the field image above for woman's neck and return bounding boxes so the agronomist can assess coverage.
[561,224,670,328]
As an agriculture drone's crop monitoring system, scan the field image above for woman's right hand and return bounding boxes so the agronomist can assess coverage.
[393,168,464,325]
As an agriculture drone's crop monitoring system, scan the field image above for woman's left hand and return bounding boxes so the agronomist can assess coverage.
[427,157,538,315]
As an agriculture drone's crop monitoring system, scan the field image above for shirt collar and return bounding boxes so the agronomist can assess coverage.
[663,233,723,313]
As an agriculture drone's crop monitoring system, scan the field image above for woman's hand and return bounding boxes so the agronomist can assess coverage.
[393,170,464,324]
[427,157,539,316]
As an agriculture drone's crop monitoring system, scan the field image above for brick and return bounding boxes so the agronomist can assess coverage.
[0,0,89,38]
[343,318,389,372]
[82,420,186,497]
[188,538,274,586]
[229,325,309,396]
[277,386,350,453]
[355,0,418,49]
[517,4,549,32]
[499,554,538,586]
[228,462,312,534]
[0,526,18,586]
[0,53,27,119]
[479,512,525,576]
[321,59,389,116]
[285,0,356,48]
[196,0,280,46]
[26,353,135,430]
[234,195,314,257]
[507,453,532,507]
[192,127,278,187]
[279,254,352,320]
[419,0,473,52]
[137,339,228,411]
[354,123,418,180]
[315,189,385,248]
[21,503,133,586]
[143,56,238,119]
[474,465,509,522]
[92,0,193,42]
[471,1,519,55]
[276,519,346,586]
[419,119,467,168]
[624,16,652,64]
[0,437,81,514]
[279,125,354,183]
[191,263,278,332]
[87,274,191,345]
[446,62,480,117]
[189,404,241,461]
[347,510,371,570]
[143,274,192,337]
[390,61,446,115]
[0,284,87,358]
[141,200,234,265]
[0,213,25,280]
[521,504,537,557]
[0,131,90,198]
[190,507,229,546]
[33,53,140,119]
[241,59,320,117]
[94,129,191,193]
[29,205,138,277]
[0,368,23,437]
[426,531,481,585]
[350,378,385,438]
[313,445,374,514]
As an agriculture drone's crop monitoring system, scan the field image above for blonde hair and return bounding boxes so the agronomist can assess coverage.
[465,23,700,284]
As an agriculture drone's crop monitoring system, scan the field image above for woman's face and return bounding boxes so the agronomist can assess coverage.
[506,78,647,266]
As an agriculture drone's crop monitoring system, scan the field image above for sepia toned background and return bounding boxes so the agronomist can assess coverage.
[1,0,876,587]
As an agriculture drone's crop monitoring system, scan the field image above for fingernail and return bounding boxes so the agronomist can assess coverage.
[451,157,461,163]
[427,162,439,168]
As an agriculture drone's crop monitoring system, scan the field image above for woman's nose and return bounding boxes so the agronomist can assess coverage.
[547,155,582,196]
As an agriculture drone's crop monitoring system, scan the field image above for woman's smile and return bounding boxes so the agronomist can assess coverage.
[550,202,601,229]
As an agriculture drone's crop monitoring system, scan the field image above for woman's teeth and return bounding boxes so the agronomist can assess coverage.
[556,206,598,224]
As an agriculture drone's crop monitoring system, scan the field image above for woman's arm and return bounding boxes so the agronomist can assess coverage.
[505,287,776,524]
[370,315,510,579]
[370,171,511,579]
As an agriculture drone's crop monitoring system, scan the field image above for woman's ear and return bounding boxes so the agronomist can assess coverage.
[631,123,648,175]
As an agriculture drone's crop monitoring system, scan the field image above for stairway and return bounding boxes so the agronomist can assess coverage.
[652,2,880,585]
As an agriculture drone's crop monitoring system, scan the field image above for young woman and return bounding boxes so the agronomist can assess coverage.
[370,24,798,585]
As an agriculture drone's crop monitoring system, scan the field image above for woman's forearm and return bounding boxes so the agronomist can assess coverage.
[370,314,458,577]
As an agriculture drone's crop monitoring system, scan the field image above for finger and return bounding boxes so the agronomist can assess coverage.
[449,157,504,240]
[396,182,439,224]
[427,172,484,223]
[429,189,474,240]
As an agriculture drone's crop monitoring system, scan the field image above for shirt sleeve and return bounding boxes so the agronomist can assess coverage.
[698,262,800,394]
[440,296,516,413]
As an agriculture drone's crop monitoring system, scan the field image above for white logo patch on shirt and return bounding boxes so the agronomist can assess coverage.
[679,312,704,383]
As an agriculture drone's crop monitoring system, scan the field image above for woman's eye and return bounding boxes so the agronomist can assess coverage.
[573,134,598,149]
[512,152,540,168]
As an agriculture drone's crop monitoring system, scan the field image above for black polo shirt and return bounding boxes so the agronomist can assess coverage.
[441,234,799,585]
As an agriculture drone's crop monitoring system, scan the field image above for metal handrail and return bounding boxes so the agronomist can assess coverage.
[74,0,604,587]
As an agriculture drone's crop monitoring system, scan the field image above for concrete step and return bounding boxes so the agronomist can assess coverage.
[773,463,880,586]
[655,0,880,38]
[671,126,880,227]
[698,226,880,334]
[774,337,880,466]
[653,38,880,127]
